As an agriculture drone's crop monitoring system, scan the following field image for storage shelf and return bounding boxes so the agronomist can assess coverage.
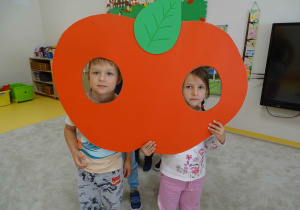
[29,57,58,99]
[29,57,52,61]
[34,90,55,98]
[33,80,53,84]
[31,69,52,73]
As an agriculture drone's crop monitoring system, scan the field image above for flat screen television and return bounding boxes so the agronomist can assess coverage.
[260,22,300,111]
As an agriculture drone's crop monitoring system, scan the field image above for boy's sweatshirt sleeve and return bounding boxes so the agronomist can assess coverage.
[204,135,226,150]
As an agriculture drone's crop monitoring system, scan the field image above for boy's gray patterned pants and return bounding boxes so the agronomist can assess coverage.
[75,166,123,210]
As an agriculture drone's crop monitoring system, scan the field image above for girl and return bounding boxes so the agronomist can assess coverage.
[141,66,226,210]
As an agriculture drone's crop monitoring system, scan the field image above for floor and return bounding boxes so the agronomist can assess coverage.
[0,96,299,210]
[0,94,65,134]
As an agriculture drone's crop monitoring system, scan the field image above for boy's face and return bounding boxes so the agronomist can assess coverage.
[88,63,121,97]
[182,73,207,110]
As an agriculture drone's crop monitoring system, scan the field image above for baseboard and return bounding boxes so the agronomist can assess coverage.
[225,126,300,148]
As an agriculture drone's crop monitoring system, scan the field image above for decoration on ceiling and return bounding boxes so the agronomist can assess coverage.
[242,2,261,79]
[106,0,207,22]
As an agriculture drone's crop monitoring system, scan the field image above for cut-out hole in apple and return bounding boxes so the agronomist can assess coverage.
[82,57,123,104]
[182,66,222,111]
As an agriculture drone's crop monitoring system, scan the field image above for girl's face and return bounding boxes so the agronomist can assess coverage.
[89,63,120,98]
[182,73,207,110]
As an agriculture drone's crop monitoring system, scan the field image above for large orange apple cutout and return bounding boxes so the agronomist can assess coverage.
[53,14,247,154]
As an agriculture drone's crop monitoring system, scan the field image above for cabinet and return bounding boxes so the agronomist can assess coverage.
[29,57,58,99]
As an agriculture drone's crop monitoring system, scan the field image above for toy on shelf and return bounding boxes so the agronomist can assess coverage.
[33,45,56,58]
[34,46,45,58]
[44,46,54,58]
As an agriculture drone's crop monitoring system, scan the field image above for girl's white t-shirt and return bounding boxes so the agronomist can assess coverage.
[160,135,225,182]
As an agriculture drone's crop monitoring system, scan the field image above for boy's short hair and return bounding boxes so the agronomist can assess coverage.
[87,57,121,77]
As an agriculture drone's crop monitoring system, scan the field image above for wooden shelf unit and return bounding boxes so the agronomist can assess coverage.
[29,57,58,99]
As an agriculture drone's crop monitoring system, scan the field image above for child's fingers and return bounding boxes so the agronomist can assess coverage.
[144,142,156,152]
[212,120,224,129]
[148,147,156,154]
[213,120,222,126]
[73,151,88,168]
[208,124,222,132]
[140,141,156,156]
[144,141,155,149]
[207,127,216,134]
[208,123,222,130]
[123,169,128,178]
[73,150,86,160]
[209,122,224,132]
[208,127,221,136]
[75,159,88,169]
[127,169,131,178]
[79,152,86,160]
[146,146,156,156]
[147,142,156,151]
[124,168,131,178]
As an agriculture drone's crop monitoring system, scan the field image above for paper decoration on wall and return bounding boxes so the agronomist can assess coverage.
[243,3,261,79]
[216,25,228,32]
[181,0,207,21]
[107,0,207,22]
[207,25,228,95]
[134,0,182,54]
[53,0,247,154]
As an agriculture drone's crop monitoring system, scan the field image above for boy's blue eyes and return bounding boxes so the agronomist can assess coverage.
[92,72,114,75]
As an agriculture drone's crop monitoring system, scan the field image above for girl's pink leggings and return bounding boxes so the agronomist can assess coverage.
[158,173,204,210]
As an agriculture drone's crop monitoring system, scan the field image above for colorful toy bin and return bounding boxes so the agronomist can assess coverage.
[9,83,33,103]
[0,90,11,106]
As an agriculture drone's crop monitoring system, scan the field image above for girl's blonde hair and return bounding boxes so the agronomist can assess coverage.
[86,57,121,77]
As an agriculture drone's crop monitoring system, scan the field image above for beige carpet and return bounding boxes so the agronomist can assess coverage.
[0,115,299,210]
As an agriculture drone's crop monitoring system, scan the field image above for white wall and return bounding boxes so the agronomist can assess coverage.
[206,0,300,143]
[1,0,300,143]
[39,0,107,45]
[0,0,44,85]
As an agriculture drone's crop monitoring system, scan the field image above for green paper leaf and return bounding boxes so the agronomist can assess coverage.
[134,0,181,54]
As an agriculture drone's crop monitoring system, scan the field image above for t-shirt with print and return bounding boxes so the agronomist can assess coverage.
[160,135,225,182]
[65,116,122,174]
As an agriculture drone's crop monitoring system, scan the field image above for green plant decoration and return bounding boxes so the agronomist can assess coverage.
[134,0,181,54]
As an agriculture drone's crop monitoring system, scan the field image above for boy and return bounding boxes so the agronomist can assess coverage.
[64,57,131,210]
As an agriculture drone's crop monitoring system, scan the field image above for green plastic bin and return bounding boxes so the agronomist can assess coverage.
[9,83,33,103]
[209,80,222,95]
